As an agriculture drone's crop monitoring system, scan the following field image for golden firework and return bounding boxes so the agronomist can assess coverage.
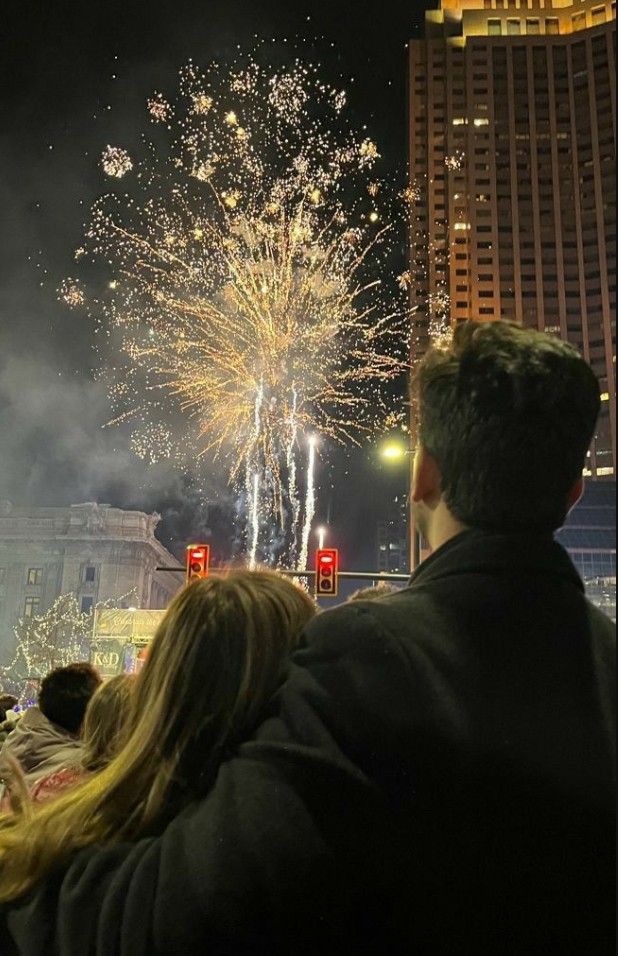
[68,55,412,561]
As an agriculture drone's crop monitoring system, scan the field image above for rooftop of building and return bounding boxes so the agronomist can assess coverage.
[0,502,173,556]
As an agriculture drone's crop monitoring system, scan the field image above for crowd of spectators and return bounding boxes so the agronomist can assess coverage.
[0,321,614,955]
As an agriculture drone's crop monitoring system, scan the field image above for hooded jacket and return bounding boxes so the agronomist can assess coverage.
[0,706,82,786]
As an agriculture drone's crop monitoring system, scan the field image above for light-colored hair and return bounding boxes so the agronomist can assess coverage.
[347,582,399,602]
[81,674,134,772]
[0,569,316,901]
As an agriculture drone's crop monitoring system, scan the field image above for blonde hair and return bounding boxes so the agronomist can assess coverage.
[81,674,134,772]
[0,569,316,901]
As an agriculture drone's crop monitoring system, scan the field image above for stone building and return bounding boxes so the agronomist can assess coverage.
[0,501,184,663]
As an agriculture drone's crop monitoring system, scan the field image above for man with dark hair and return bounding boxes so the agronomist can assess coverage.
[412,320,600,534]
[3,322,615,954]
[0,662,100,786]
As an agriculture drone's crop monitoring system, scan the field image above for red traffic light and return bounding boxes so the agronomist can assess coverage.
[315,548,339,597]
[185,543,210,582]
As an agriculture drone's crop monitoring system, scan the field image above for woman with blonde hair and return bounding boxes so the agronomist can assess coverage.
[0,569,317,902]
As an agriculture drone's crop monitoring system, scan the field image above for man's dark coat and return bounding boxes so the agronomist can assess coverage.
[3,531,615,954]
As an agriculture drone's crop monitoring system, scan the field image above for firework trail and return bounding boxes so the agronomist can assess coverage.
[246,381,264,568]
[286,385,301,565]
[298,435,317,574]
[249,472,260,569]
[62,53,412,564]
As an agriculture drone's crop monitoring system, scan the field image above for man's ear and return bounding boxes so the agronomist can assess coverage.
[566,476,584,513]
[411,446,442,504]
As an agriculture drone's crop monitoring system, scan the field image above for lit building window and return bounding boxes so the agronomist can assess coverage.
[81,596,94,614]
[507,19,521,34]
[26,568,42,586]
[600,392,610,401]
[454,222,471,230]
[24,596,40,618]
[526,18,541,33]
[452,117,468,126]
[488,19,502,35]
[546,17,560,34]
[597,467,614,476]
[473,117,490,126]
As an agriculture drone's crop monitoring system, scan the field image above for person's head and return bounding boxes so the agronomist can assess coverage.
[128,569,317,795]
[81,674,134,773]
[348,582,399,602]
[0,569,317,902]
[0,695,18,723]
[412,320,600,547]
[38,663,102,736]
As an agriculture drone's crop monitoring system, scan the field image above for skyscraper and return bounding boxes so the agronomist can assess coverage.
[408,0,616,479]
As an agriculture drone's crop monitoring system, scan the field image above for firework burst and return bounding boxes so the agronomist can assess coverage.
[66,55,412,565]
[101,145,133,178]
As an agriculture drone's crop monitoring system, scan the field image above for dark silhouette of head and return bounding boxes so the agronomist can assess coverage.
[0,695,18,723]
[38,663,102,736]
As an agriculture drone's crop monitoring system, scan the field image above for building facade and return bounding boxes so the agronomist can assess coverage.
[377,518,410,575]
[556,478,616,618]
[408,0,616,478]
[0,501,184,663]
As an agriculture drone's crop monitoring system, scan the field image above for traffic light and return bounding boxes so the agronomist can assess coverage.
[185,544,210,583]
[315,548,339,597]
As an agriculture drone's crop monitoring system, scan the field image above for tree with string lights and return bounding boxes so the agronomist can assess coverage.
[0,591,136,701]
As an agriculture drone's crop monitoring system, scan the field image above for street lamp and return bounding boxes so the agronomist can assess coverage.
[381,442,408,461]
[378,436,421,572]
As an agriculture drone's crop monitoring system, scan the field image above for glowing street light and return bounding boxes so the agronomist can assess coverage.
[381,442,408,461]
[377,435,421,571]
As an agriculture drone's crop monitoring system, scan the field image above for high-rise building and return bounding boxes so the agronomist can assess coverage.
[408,0,616,479]
[377,518,410,575]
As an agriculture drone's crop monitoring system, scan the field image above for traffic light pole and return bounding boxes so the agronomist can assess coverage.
[156,567,411,582]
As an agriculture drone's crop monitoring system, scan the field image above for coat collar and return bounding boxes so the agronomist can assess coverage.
[408,529,584,592]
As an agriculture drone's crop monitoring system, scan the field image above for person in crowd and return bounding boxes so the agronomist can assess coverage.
[0,568,316,903]
[0,696,18,726]
[0,663,100,788]
[0,674,133,813]
[347,581,399,602]
[0,697,19,748]
[0,321,615,955]
[27,673,134,804]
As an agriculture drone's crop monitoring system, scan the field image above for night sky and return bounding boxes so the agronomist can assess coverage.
[0,0,425,570]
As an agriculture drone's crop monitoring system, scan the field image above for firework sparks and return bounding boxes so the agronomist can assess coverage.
[397,271,411,290]
[445,150,465,172]
[58,278,84,308]
[101,145,133,178]
[147,93,172,123]
[66,54,412,564]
